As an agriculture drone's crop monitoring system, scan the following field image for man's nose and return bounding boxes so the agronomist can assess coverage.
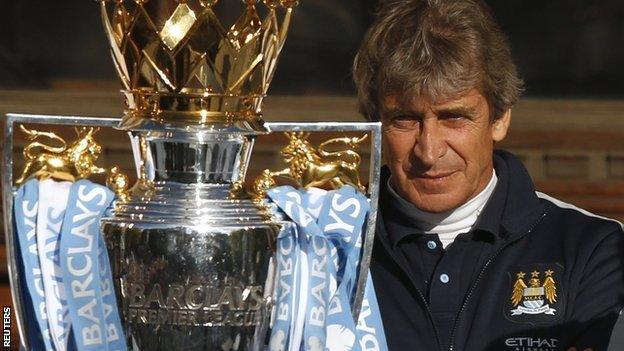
[413,119,446,168]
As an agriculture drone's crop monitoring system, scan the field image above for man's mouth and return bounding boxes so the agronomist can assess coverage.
[416,171,457,180]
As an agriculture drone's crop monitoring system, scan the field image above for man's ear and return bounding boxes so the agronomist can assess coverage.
[492,109,511,142]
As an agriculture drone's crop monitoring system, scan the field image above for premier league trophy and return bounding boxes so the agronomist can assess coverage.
[2,1,386,350]
[98,0,298,349]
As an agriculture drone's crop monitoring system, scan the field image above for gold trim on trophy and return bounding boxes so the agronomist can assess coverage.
[107,166,131,202]
[253,132,368,200]
[15,125,107,185]
[100,0,298,130]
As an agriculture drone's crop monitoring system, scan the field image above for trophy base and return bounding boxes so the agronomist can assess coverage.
[125,325,268,351]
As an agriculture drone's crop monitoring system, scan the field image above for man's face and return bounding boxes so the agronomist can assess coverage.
[381,89,511,213]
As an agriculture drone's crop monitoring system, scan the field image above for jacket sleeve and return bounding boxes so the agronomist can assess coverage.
[567,226,624,351]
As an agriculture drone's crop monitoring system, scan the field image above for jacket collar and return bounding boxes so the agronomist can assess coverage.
[493,149,548,237]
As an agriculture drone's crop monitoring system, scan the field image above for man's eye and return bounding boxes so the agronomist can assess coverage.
[391,116,419,128]
[439,113,471,126]
[441,113,466,120]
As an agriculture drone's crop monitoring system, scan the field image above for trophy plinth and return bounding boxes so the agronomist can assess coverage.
[98,0,298,349]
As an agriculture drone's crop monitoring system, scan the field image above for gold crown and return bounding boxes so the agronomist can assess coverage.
[100,0,299,130]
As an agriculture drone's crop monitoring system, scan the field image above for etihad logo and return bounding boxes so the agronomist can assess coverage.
[505,337,558,351]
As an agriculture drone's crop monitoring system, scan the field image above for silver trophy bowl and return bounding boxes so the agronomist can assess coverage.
[101,128,286,350]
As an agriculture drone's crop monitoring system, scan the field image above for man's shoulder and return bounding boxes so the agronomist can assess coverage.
[535,191,623,242]
[496,148,622,238]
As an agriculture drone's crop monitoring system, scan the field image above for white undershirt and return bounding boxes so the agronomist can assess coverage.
[387,170,498,249]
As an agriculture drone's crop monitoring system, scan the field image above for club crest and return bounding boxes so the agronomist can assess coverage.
[510,269,557,316]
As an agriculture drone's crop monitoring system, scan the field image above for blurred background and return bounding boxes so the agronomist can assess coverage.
[2,0,624,95]
[2,0,624,346]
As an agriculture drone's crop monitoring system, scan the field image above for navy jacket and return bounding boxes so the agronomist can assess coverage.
[371,150,624,351]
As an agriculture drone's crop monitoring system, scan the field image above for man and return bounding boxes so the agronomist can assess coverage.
[353,0,624,350]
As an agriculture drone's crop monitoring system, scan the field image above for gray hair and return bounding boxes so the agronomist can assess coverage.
[353,0,524,121]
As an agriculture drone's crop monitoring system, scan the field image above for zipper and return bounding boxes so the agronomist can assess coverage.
[413,285,444,350]
[447,245,506,351]
[447,211,548,351]
[388,246,444,349]
[375,215,445,350]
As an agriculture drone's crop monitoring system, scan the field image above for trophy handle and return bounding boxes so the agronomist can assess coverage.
[265,122,383,321]
[1,113,121,350]
[252,132,369,200]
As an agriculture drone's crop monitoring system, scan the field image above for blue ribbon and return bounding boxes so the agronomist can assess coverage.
[319,187,368,297]
[37,179,73,351]
[59,180,115,350]
[267,185,388,351]
[97,234,127,351]
[321,186,368,351]
[13,179,55,350]
[268,187,303,351]
[268,186,332,351]
[355,273,387,351]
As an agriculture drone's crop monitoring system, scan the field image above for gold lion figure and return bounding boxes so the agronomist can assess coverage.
[16,125,106,185]
[254,132,368,200]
